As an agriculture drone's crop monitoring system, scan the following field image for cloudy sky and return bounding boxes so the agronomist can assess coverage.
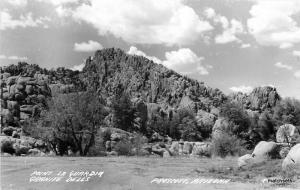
[1,0,300,99]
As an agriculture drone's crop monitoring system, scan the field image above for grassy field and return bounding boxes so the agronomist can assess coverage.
[1,156,299,190]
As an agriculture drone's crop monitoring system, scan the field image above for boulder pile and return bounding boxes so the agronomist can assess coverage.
[1,73,51,128]
[1,72,51,156]
[0,135,47,156]
[238,141,279,168]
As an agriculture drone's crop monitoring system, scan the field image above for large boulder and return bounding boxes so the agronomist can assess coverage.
[169,141,179,156]
[191,142,212,157]
[150,132,163,142]
[238,154,254,168]
[182,141,193,154]
[20,112,30,120]
[1,72,11,80]
[7,101,20,112]
[6,76,18,85]
[34,139,45,148]
[2,126,16,136]
[282,144,300,172]
[25,85,34,95]
[151,146,166,157]
[20,105,34,114]
[276,124,297,143]
[0,136,16,144]
[0,136,16,154]
[252,141,279,159]
[111,133,122,141]
[28,148,41,156]
[1,109,14,124]
[19,136,36,148]
[108,128,132,142]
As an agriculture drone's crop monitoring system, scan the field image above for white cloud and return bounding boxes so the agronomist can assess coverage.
[247,0,300,48]
[0,54,28,60]
[72,0,213,45]
[5,0,28,7]
[214,15,229,29]
[215,19,244,44]
[241,43,251,48]
[127,46,162,64]
[0,55,7,59]
[71,62,85,71]
[294,70,300,78]
[162,48,209,75]
[274,62,293,70]
[229,85,253,94]
[73,40,103,52]
[127,47,210,75]
[293,50,300,57]
[205,8,229,29]
[0,11,50,30]
[204,8,244,44]
[279,43,293,49]
[36,0,79,6]
[204,7,216,19]
[55,6,73,17]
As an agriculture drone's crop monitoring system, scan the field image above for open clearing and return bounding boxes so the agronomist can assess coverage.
[1,156,299,190]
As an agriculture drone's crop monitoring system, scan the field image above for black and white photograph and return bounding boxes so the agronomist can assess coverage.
[0,0,300,189]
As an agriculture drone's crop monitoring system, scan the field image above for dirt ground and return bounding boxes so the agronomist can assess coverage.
[1,156,299,190]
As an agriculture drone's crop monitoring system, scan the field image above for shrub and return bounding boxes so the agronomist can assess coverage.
[212,132,246,157]
[115,140,132,156]
[220,101,250,136]
[178,109,202,141]
[273,98,300,126]
[180,116,202,141]
[39,91,106,156]
[1,141,15,154]
[112,92,135,132]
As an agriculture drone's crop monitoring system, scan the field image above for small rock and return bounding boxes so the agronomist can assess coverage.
[28,148,41,156]
[107,151,118,156]
[2,153,13,157]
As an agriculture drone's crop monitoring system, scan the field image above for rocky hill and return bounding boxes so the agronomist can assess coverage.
[82,48,227,111]
[1,48,299,157]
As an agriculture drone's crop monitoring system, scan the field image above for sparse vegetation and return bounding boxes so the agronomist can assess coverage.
[211,132,247,157]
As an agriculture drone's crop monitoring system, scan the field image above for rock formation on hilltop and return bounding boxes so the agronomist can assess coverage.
[82,48,227,111]
[230,86,281,111]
